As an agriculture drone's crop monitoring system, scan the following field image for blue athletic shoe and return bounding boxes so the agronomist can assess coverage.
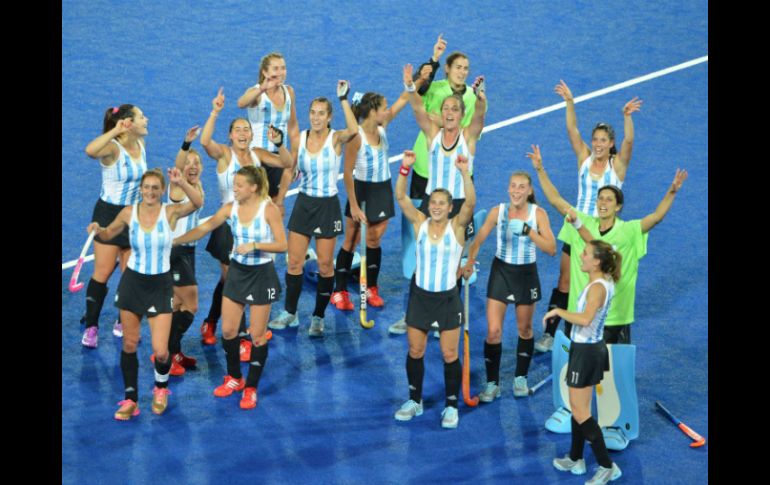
[545,406,572,433]
[602,427,630,451]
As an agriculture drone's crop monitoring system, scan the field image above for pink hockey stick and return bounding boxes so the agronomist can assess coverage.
[69,230,97,292]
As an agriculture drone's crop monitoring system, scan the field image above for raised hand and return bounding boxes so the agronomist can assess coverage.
[167,167,182,185]
[433,33,447,60]
[471,75,486,100]
[212,87,225,112]
[455,154,470,173]
[337,80,350,101]
[554,80,574,101]
[418,64,434,83]
[403,64,415,86]
[114,118,132,135]
[402,149,416,167]
[526,144,543,171]
[268,124,284,147]
[671,168,688,192]
[184,125,201,143]
[565,206,579,224]
[262,75,282,92]
[623,96,643,116]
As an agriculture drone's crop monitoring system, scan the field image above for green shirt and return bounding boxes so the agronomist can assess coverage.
[558,212,648,326]
[411,80,482,177]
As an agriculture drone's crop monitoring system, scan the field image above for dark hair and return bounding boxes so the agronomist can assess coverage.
[440,94,466,116]
[509,171,537,203]
[352,92,384,122]
[589,240,622,282]
[236,165,269,199]
[140,168,166,190]
[597,185,624,209]
[259,52,284,84]
[310,97,333,128]
[429,188,453,207]
[592,122,617,155]
[103,104,136,133]
[445,52,469,71]
[228,117,251,134]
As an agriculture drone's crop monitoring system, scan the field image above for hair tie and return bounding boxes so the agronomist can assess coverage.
[112,107,119,114]
[351,92,364,106]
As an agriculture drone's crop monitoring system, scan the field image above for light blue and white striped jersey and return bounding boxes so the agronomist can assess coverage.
[168,186,203,248]
[298,129,340,197]
[354,126,390,182]
[127,203,172,275]
[100,139,147,205]
[570,278,615,344]
[415,219,464,292]
[426,129,473,199]
[576,154,623,216]
[228,199,273,266]
[217,148,260,205]
[247,84,292,153]
[495,203,539,265]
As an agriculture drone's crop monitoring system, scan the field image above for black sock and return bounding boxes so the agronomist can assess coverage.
[484,341,502,385]
[169,311,195,354]
[120,351,139,402]
[238,313,249,341]
[569,416,585,461]
[444,358,461,408]
[366,246,381,288]
[545,289,569,336]
[222,337,242,379]
[313,275,334,318]
[285,272,304,315]
[334,248,354,292]
[406,355,424,403]
[84,279,108,328]
[153,355,171,389]
[206,279,225,322]
[246,343,268,388]
[515,337,534,377]
[579,416,613,468]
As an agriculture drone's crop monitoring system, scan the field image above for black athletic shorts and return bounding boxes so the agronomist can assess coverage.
[288,192,343,238]
[405,277,463,332]
[603,324,631,344]
[486,259,542,306]
[566,341,610,388]
[409,171,428,199]
[561,242,571,256]
[115,268,173,318]
[91,198,130,248]
[263,164,284,198]
[170,246,197,286]
[344,179,395,223]
[223,259,281,306]
[205,221,233,265]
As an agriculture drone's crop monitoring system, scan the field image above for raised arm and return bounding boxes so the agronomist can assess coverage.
[615,96,643,180]
[555,80,590,167]
[640,169,688,233]
[87,206,131,242]
[84,119,129,164]
[461,206,498,279]
[403,64,438,139]
[453,155,476,229]
[527,145,573,216]
[382,91,410,127]
[237,75,281,109]
[175,125,201,169]
[466,76,487,141]
[173,203,230,247]
[395,150,424,225]
[543,281,606,327]
[166,167,203,227]
[200,87,228,161]
[333,81,360,146]
[414,33,446,96]
[253,126,293,168]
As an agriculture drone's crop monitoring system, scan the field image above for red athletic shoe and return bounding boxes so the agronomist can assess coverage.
[240,339,253,362]
[174,352,197,369]
[213,375,246,397]
[240,387,258,409]
[200,320,217,345]
[151,354,185,376]
[366,286,384,307]
[331,290,354,311]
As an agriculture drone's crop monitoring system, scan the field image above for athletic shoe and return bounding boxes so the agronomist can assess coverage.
[440,406,459,429]
[585,463,622,484]
[240,339,252,362]
[174,351,197,369]
[268,310,298,330]
[308,316,325,338]
[535,333,554,353]
[552,455,587,475]
[81,327,98,348]
[200,320,217,345]
[331,291,354,311]
[112,320,123,337]
[388,316,407,335]
[513,376,529,397]
[545,407,573,433]
[478,382,502,403]
[394,399,423,421]
[114,399,140,421]
[213,375,246,397]
[151,387,171,415]
[366,286,384,307]
[240,387,258,410]
[150,354,185,377]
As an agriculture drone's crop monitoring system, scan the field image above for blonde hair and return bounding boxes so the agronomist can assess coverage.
[259,52,285,84]
[236,165,269,200]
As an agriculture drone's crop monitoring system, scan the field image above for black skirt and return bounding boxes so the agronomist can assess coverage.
[344,179,395,223]
[288,192,343,238]
[405,277,463,332]
[91,198,130,248]
[222,260,282,306]
[486,259,542,305]
[170,246,197,286]
[205,221,233,265]
[566,341,610,388]
[115,268,173,317]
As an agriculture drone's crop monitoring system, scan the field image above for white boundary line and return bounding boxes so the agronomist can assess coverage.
[62,55,707,270]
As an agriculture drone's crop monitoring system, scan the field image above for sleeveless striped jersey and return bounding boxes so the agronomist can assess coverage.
[247,84,292,152]
[495,203,539,265]
[127,203,172,275]
[570,278,615,344]
[576,154,623,216]
[415,219,464,292]
[354,126,390,182]
[217,148,260,204]
[100,139,147,205]
[426,129,473,199]
[228,199,274,266]
[298,129,340,197]
[167,185,203,248]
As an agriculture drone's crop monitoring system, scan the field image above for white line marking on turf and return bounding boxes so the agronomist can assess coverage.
[62,55,707,270]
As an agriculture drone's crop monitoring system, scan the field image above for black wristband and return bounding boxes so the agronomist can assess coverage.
[181,140,192,151]
[269,124,284,148]
[522,223,531,236]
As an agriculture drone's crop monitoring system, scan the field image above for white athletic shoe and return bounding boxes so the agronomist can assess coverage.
[112,320,123,337]
[394,399,423,421]
[585,463,622,484]
[513,376,529,397]
[440,406,459,429]
[478,382,501,402]
[552,455,587,475]
[308,316,324,338]
[535,333,554,353]
[388,316,407,335]
[268,310,298,330]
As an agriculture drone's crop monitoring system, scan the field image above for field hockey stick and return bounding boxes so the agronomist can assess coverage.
[69,229,97,293]
[359,202,374,329]
[462,276,479,406]
[655,400,706,448]
[528,373,552,396]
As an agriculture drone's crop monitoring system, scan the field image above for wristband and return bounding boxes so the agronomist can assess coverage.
[404,82,416,93]
[570,216,583,230]
[399,165,411,176]
[181,140,192,151]
[522,223,531,236]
